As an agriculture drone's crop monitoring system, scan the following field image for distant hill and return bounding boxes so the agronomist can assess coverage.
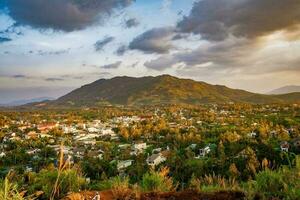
[33,75,300,107]
[1,97,55,107]
[268,85,300,94]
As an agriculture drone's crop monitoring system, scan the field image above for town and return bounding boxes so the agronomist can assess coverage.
[0,103,299,199]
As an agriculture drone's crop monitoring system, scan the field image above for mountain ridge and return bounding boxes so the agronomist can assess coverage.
[36,75,300,107]
[268,85,300,94]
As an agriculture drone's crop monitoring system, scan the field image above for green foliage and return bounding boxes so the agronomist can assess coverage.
[87,180,112,191]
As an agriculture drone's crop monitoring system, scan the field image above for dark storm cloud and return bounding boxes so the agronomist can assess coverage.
[115,45,127,56]
[125,18,139,28]
[94,36,115,52]
[0,37,12,43]
[101,61,122,69]
[177,0,300,41]
[129,27,175,54]
[2,0,135,32]
[144,55,175,71]
[144,39,255,71]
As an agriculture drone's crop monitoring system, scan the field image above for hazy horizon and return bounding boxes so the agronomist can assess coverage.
[1,0,300,102]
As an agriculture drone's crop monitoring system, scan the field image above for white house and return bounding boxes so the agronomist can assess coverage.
[101,128,114,136]
[63,126,78,134]
[88,127,100,133]
[247,132,257,138]
[0,152,6,158]
[131,143,147,155]
[147,153,166,166]
[196,146,211,158]
[117,160,133,171]
[133,143,147,151]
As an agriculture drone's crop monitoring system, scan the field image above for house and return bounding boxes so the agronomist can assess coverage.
[247,132,257,138]
[199,146,211,157]
[152,148,162,154]
[88,127,100,133]
[196,144,216,158]
[0,152,6,158]
[280,141,290,152]
[73,147,85,159]
[147,153,166,166]
[26,149,41,155]
[118,144,131,150]
[25,166,33,172]
[186,144,197,150]
[63,126,78,134]
[101,128,114,136]
[130,143,147,155]
[117,160,133,171]
[133,143,147,151]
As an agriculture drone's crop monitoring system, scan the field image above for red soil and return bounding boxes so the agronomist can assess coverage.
[64,190,245,200]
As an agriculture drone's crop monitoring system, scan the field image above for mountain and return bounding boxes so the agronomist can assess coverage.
[1,97,55,107]
[268,85,300,94]
[40,75,300,107]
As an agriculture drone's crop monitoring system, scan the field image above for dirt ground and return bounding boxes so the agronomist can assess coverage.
[64,190,246,200]
[141,190,245,200]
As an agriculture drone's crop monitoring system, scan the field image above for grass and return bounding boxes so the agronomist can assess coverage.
[0,177,23,200]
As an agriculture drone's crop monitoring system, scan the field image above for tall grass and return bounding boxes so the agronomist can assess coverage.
[141,167,176,192]
[27,143,86,199]
[244,156,300,200]
[0,177,23,200]
[188,173,239,193]
[111,176,136,200]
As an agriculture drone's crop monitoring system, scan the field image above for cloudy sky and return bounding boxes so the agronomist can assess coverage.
[0,0,300,103]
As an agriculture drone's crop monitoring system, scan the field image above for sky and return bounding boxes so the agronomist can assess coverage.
[0,0,300,103]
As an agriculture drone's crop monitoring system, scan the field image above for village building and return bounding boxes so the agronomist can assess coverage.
[280,141,290,152]
[117,160,133,171]
[147,153,166,167]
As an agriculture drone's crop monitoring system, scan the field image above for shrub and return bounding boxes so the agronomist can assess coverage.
[111,176,136,200]
[246,163,300,200]
[141,167,175,192]
[254,169,286,198]
[28,168,86,199]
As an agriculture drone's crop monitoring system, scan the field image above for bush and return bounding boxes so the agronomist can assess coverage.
[246,164,300,200]
[28,168,86,199]
[254,170,286,198]
[111,176,137,200]
[141,167,175,192]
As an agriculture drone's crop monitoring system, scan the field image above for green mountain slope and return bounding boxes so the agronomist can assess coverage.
[51,75,300,106]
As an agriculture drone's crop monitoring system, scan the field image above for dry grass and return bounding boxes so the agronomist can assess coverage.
[50,142,73,200]
[111,177,135,200]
